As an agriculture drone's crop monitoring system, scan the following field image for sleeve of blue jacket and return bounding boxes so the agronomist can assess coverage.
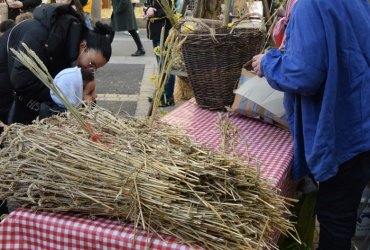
[261,0,328,96]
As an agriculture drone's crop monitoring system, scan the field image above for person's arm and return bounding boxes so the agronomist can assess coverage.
[260,1,328,96]
[9,37,52,102]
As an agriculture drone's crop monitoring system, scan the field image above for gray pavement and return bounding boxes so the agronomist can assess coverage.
[94,30,157,117]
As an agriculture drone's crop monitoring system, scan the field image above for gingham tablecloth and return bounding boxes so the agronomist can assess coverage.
[0,209,196,250]
[0,99,295,249]
[162,98,294,194]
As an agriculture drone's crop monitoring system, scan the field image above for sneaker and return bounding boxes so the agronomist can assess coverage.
[131,49,145,56]
[123,31,131,36]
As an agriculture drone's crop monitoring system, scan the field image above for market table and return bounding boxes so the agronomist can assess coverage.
[0,209,198,250]
[0,98,295,249]
[162,98,295,196]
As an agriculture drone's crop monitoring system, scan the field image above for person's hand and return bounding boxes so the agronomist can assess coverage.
[252,53,265,77]
[7,0,23,9]
[143,7,156,20]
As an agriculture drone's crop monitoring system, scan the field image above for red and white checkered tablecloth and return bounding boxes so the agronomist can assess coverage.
[162,98,295,194]
[0,209,196,250]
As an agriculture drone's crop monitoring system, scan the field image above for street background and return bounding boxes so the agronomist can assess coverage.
[94,29,157,117]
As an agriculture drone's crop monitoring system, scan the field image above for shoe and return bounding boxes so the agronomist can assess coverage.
[159,95,175,107]
[123,31,131,36]
[131,49,145,56]
[148,95,175,107]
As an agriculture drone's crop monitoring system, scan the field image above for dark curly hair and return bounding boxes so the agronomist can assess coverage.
[82,21,115,62]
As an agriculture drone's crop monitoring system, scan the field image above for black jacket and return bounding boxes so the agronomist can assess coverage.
[7,0,42,20]
[0,4,84,124]
[145,0,174,41]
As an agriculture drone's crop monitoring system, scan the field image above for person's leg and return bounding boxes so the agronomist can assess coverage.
[130,30,145,56]
[151,40,175,106]
[164,74,175,100]
[152,40,160,63]
[316,151,370,250]
[131,3,139,33]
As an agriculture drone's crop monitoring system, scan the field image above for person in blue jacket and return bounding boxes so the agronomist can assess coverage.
[252,0,370,249]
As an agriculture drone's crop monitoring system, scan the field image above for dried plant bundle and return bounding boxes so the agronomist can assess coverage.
[0,106,298,250]
[1,33,299,250]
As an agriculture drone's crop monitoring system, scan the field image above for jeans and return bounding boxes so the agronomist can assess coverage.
[152,40,175,99]
[316,150,370,250]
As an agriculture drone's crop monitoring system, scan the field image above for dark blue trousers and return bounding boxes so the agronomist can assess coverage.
[317,151,370,250]
[152,40,175,99]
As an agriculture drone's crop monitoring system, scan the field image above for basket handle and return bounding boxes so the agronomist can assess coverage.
[175,17,213,33]
[230,13,264,33]
[176,17,221,44]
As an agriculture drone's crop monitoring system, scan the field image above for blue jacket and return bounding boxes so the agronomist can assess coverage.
[261,0,370,182]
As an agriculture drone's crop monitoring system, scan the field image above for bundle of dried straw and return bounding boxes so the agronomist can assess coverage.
[0,106,298,249]
[0,42,298,250]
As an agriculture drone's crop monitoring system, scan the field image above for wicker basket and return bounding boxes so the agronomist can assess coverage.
[181,16,265,111]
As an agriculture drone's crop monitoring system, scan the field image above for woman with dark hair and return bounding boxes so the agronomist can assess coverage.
[0,3,114,215]
[0,3,114,125]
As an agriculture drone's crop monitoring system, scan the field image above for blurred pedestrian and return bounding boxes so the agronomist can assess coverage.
[77,0,93,30]
[144,0,175,106]
[111,0,145,56]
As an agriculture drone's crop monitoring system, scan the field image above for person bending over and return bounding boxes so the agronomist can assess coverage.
[39,67,96,119]
[0,3,114,125]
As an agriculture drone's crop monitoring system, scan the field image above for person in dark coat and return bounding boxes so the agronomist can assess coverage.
[110,0,145,56]
[6,0,41,20]
[0,3,114,126]
[0,4,114,215]
[144,0,175,106]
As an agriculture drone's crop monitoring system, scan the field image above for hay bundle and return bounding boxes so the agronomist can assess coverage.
[174,75,194,103]
[0,107,298,249]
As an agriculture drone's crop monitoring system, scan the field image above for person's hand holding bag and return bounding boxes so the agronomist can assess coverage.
[252,54,265,77]
[144,7,156,20]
